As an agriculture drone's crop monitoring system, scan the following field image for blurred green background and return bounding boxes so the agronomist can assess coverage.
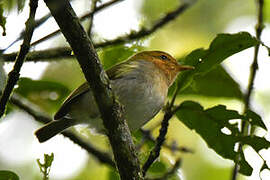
[0,0,270,179]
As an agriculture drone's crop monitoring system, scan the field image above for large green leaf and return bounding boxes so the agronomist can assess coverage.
[14,78,70,114]
[0,170,19,180]
[177,32,259,91]
[175,101,269,176]
[179,65,243,99]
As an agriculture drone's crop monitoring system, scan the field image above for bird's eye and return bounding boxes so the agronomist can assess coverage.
[160,55,168,60]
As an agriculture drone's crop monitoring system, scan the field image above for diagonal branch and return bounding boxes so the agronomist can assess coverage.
[43,0,142,179]
[0,0,38,118]
[142,106,175,176]
[231,0,265,179]
[8,93,116,167]
[2,1,194,63]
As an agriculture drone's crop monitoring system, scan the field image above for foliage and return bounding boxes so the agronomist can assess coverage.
[170,31,270,176]
[174,65,243,99]
[177,32,259,92]
[176,101,269,176]
[37,153,54,180]
[0,170,19,180]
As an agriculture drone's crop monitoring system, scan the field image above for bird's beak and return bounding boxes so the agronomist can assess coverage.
[177,64,195,71]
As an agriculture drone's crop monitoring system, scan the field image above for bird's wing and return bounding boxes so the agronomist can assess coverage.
[54,60,135,119]
[54,82,90,120]
[106,60,136,80]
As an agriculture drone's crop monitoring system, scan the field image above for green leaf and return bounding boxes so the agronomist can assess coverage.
[179,65,243,99]
[14,78,70,114]
[238,136,270,152]
[245,110,267,130]
[44,153,54,168]
[0,170,19,180]
[177,32,259,91]
[37,153,54,180]
[175,101,270,176]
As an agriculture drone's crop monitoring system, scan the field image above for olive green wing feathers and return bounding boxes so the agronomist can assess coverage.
[54,82,90,119]
[106,60,137,80]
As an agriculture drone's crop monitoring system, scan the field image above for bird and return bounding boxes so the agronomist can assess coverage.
[35,51,194,143]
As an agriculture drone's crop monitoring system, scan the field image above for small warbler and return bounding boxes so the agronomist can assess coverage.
[35,51,194,142]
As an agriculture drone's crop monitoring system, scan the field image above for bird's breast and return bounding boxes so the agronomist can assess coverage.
[112,69,168,131]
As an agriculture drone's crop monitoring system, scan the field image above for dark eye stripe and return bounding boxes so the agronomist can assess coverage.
[160,55,168,60]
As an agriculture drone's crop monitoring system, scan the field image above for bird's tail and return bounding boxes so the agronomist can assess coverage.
[35,118,73,143]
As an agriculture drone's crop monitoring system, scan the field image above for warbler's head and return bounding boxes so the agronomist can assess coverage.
[130,51,194,85]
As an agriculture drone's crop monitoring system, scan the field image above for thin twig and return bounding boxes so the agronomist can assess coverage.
[93,2,193,49]
[30,0,123,46]
[3,13,51,52]
[2,1,194,63]
[231,0,264,179]
[142,108,174,176]
[87,0,98,36]
[8,93,116,168]
[0,0,38,118]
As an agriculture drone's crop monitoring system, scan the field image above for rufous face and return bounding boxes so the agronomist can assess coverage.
[133,51,193,85]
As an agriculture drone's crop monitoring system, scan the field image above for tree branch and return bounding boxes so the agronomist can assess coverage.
[0,0,38,118]
[231,0,265,179]
[2,47,72,62]
[43,0,142,179]
[7,93,116,168]
[2,1,194,63]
